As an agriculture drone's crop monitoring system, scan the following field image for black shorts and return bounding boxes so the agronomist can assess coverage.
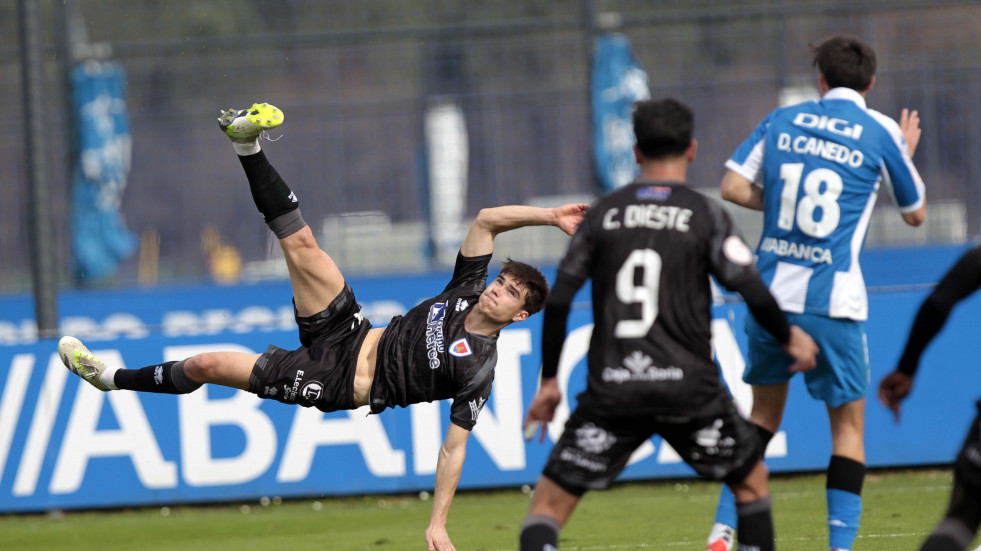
[542,398,762,497]
[249,284,372,412]
[954,401,981,497]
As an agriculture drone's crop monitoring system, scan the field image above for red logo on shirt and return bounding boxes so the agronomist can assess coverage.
[449,338,473,357]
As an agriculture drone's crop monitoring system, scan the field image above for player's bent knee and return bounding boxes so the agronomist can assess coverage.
[730,460,770,503]
[183,354,222,383]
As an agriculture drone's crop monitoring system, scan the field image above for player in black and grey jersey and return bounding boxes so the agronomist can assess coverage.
[518,98,819,551]
[58,102,588,551]
[371,251,528,431]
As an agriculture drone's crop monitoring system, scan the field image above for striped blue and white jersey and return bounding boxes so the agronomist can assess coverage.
[727,87,925,320]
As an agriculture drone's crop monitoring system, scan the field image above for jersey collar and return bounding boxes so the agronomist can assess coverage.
[822,87,867,109]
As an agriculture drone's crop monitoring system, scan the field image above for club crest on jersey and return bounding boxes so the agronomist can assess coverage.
[448,338,473,357]
[636,185,671,201]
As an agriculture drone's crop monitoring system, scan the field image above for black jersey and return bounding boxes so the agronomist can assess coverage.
[370,252,498,431]
[551,181,762,417]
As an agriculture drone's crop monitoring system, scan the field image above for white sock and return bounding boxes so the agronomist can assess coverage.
[708,522,735,546]
[99,366,119,390]
[233,140,261,156]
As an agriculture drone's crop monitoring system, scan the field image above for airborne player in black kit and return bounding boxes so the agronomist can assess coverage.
[57,102,588,551]
[518,98,819,551]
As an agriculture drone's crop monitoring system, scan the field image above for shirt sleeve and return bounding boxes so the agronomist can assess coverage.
[449,357,495,431]
[869,110,926,213]
[724,111,774,185]
[443,251,492,293]
[704,198,760,290]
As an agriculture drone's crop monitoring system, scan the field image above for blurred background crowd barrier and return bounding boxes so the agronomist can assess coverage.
[4,1,980,303]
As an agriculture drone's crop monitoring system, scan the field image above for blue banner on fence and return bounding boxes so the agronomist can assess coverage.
[0,246,976,512]
[591,33,650,191]
[70,61,137,284]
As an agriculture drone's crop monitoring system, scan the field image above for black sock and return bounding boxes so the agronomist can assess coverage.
[115,360,201,394]
[239,151,299,222]
[737,497,774,551]
[920,533,966,551]
[827,455,865,494]
[520,515,560,551]
[919,518,975,551]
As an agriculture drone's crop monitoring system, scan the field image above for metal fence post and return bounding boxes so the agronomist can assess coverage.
[18,0,59,339]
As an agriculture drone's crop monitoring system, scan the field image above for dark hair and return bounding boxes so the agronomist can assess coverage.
[812,34,876,91]
[631,98,694,160]
[499,258,549,316]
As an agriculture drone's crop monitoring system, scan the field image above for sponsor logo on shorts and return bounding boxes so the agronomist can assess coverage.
[558,449,608,473]
[448,338,472,358]
[301,381,324,402]
[285,369,305,401]
[559,448,608,473]
[575,422,616,454]
[690,418,736,459]
[602,351,683,383]
[350,310,364,331]
[425,302,448,369]
[263,386,278,397]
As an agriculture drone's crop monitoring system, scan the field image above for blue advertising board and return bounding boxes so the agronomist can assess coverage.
[0,245,977,512]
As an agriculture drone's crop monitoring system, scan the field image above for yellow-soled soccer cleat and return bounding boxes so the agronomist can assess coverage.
[58,336,111,391]
[217,102,284,141]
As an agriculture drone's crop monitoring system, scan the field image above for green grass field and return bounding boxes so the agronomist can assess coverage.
[0,468,962,550]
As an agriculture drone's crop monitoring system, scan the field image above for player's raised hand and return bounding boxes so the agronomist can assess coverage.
[878,370,914,423]
[552,203,589,235]
[523,378,562,443]
[785,325,819,373]
[900,108,921,158]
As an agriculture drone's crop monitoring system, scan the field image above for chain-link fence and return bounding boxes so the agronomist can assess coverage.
[5,0,981,296]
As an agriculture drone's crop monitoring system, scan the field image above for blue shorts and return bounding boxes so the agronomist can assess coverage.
[743,312,869,408]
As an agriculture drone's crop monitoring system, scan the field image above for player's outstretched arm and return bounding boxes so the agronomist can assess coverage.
[459,203,588,257]
[425,424,470,551]
[878,246,981,422]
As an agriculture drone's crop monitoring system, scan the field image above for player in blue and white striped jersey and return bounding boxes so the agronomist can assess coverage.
[707,34,927,551]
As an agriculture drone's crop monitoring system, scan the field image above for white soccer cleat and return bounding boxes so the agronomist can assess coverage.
[217,102,284,141]
[58,336,111,391]
[706,523,735,551]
